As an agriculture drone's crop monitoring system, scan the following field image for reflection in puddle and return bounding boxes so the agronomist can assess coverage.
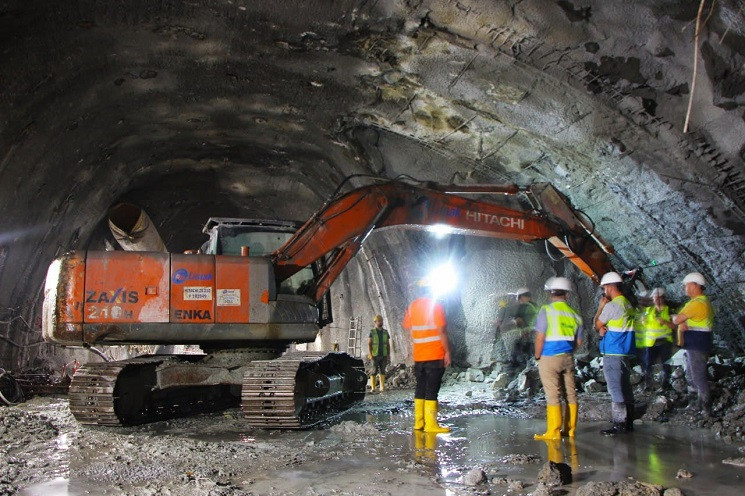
[391,413,745,494]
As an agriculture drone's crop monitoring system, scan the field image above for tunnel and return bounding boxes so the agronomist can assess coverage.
[1,1,745,495]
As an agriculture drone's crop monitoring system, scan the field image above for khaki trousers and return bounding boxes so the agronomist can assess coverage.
[538,354,577,405]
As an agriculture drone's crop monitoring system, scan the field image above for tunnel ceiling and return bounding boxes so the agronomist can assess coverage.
[1,0,745,364]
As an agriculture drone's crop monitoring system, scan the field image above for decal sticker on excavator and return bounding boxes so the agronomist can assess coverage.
[173,309,212,320]
[87,305,134,320]
[464,210,525,230]
[439,206,460,217]
[183,287,213,301]
[216,289,240,306]
[85,289,139,304]
[172,268,213,284]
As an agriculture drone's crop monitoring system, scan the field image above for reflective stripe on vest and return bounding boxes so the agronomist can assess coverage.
[405,298,446,361]
[370,328,389,357]
[686,295,714,333]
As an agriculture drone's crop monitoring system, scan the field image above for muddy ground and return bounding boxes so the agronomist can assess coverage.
[3,379,745,496]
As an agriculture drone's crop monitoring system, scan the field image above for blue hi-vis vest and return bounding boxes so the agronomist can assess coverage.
[599,295,635,356]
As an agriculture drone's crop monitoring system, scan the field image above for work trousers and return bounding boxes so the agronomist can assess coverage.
[414,359,446,401]
[537,354,577,406]
[685,350,710,403]
[639,340,673,383]
[602,355,634,404]
[371,356,389,375]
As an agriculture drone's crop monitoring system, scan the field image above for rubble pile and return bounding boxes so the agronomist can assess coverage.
[328,420,379,440]
[575,478,685,496]
[384,363,416,389]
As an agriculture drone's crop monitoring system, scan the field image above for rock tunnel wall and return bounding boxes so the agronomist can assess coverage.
[1,0,744,371]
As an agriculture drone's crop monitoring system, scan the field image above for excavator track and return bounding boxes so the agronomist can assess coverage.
[69,356,237,426]
[241,351,366,429]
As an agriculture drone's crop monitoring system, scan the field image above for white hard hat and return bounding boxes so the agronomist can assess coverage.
[637,289,652,300]
[600,272,623,286]
[683,272,706,286]
[651,287,665,297]
[511,287,531,296]
[544,277,572,292]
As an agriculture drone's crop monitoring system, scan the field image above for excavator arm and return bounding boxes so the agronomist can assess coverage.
[272,180,614,301]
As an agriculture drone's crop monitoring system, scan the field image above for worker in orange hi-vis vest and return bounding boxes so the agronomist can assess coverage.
[403,282,452,434]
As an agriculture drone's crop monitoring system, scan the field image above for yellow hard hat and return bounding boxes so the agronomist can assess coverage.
[373,314,383,323]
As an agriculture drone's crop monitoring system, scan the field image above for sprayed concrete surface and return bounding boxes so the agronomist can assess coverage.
[3,386,744,496]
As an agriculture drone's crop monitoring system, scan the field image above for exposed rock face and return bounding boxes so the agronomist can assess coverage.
[1,0,744,372]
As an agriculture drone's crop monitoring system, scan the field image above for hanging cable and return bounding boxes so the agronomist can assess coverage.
[544,239,566,262]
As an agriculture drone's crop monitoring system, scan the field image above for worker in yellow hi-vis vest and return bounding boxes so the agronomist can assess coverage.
[368,315,391,392]
[635,288,673,392]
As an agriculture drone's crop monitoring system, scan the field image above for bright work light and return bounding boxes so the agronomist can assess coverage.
[426,261,458,298]
[428,224,453,239]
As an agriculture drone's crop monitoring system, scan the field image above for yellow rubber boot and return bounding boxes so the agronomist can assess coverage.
[378,374,385,392]
[534,404,562,440]
[369,374,377,392]
[423,400,450,433]
[414,398,425,430]
[561,403,578,437]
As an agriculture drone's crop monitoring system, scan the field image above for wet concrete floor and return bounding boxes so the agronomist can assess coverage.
[16,389,745,495]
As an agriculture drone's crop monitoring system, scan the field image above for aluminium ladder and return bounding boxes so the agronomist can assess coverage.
[346,316,362,357]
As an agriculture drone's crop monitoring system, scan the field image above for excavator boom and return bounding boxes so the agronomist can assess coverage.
[273,180,614,300]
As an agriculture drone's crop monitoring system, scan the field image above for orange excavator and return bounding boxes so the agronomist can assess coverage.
[43,178,614,428]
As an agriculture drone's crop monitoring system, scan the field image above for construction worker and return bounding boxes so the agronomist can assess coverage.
[495,288,538,330]
[636,288,673,391]
[533,277,583,441]
[594,271,636,435]
[403,282,451,434]
[672,272,714,414]
[495,288,538,369]
[368,314,391,392]
[513,288,539,329]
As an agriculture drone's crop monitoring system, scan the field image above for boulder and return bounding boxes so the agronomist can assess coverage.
[537,461,572,487]
[462,467,486,486]
[584,379,606,393]
[466,368,485,382]
[492,372,511,389]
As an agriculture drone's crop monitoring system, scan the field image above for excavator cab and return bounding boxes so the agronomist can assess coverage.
[200,218,333,326]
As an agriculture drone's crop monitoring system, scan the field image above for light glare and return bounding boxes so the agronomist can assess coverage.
[427,262,458,298]
[428,224,453,239]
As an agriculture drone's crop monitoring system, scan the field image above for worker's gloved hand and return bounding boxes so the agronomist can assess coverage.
[367,354,372,360]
